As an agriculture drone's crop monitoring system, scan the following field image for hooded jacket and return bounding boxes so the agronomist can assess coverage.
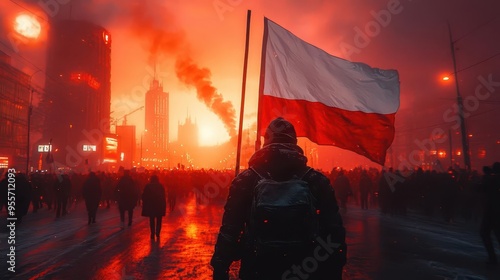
[211,143,346,280]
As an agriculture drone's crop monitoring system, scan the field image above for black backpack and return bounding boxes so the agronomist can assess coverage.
[249,167,319,256]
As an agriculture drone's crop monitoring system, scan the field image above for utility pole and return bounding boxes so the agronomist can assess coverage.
[448,23,471,171]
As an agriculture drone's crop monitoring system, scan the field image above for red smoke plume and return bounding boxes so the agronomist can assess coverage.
[175,55,237,137]
[128,1,237,138]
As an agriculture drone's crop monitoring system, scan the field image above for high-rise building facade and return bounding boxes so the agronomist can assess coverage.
[42,20,111,170]
[0,51,30,170]
[143,79,169,168]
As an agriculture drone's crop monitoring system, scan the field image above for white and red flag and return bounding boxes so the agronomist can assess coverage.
[257,18,400,165]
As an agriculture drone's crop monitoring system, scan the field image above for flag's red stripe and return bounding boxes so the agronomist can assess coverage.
[258,95,395,165]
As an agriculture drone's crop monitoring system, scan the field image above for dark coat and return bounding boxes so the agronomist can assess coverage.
[115,175,139,211]
[359,173,372,196]
[54,175,71,201]
[211,143,346,280]
[141,182,166,217]
[82,174,101,211]
[333,174,352,200]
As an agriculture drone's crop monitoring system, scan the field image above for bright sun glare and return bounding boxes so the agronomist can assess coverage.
[198,125,217,146]
[14,14,41,39]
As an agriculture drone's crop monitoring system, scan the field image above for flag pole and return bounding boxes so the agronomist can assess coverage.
[235,10,252,176]
[255,17,269,152]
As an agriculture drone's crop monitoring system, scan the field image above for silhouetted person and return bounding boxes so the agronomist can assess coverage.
[333,170,352,212]
[115,170,139,227]
[378,169,395,214]
[30,173,43,213]
[101,173,114,209]
[392,170,407,216]
[54,174,71,218]
[479,163,500,264]
[82,172,102,224]
[141,175,166,240]
[167,184,177,212]
[211,117,346,280]
[43,174,56,210]
[359,170,372,210]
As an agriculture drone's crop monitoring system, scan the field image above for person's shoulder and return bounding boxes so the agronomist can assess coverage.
[304,168,330,185]
[232,169,259,186]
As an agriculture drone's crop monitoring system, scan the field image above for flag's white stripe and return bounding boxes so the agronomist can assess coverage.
[263,19,400,114]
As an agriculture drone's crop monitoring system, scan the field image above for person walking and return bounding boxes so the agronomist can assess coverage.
[141,174,167,240]
[479,162,500,264]
[359,170,372,210]
[82,172,102,225]
[54,173,71,218]
[115,170,139,227]
[333,170,352,212]
[211,117,346,280]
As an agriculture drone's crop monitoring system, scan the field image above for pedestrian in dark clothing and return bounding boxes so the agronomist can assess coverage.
[333,170,352,212]
[43,174,55,210]
[211,117,346,280]
[359,170,372,210]
[54,174,71,218]
[115,170,139,227]
[141,174,166,240]
[82,172,102,224]
[30,173,43,213]
[479,163,500,264]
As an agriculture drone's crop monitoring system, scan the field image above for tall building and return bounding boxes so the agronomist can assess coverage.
[0,51,30,170]
[178,116,198,149]
[116,125,136,169]
[41,20,111,170]
[143,78,169,168]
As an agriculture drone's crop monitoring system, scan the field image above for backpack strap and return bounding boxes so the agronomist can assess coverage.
[249,167,267,180]
[300,167,313,180]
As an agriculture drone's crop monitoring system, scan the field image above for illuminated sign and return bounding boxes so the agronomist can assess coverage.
[70,72,101,90]
[37,145,52,152]
[0,156,8,168]
[103,136,118,163]
[83,145,97,152]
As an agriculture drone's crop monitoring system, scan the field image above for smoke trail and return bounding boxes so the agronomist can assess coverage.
[127,1,237,137]
[175,54,237,137]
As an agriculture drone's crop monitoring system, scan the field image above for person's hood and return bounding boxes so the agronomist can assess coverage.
[248,143,308,180]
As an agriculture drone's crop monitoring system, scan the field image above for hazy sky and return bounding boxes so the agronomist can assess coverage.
[1,0,499,168]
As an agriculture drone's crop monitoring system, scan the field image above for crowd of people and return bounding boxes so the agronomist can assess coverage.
[1,165,498,226]
[0,164,497,227]
[0,168,233,225]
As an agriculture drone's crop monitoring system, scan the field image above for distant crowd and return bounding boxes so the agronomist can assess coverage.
[0,165,497,226]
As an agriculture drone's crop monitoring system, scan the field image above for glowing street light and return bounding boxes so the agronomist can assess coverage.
[14,14,41,39]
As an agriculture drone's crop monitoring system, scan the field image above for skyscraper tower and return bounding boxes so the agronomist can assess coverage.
[0,51,30,170]
[42,20,111,169]
[144,78,169,167]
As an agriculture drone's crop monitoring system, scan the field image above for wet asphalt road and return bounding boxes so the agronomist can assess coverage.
[1,194,500,280]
